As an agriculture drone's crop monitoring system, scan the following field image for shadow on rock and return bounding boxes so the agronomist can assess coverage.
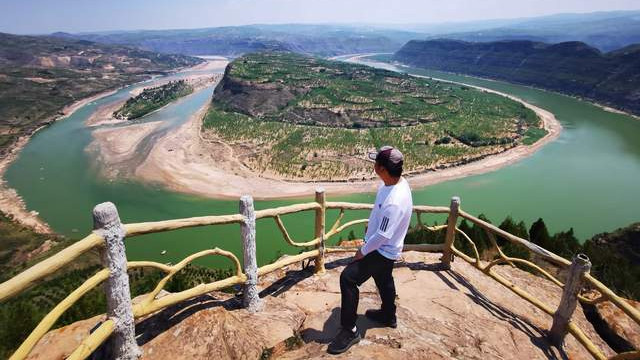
[301,307,390,346]
[446,269,569,360]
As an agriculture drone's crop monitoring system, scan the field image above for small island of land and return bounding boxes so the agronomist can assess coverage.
[113,80,194,120]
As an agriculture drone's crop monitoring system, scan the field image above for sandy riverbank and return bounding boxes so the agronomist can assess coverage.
[0,88,118,233]
[88,121,164,178]
[120,70,562,200]
[0,59,227,233]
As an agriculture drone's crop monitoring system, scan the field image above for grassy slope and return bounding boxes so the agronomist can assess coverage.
[205,52,542,180]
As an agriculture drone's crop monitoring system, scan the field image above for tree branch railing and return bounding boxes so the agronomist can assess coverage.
[0,192,637,360]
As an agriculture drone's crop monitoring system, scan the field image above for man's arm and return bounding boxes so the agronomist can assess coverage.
[357,204,402,258]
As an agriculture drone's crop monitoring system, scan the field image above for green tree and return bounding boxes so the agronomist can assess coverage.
[498,217,530,260]
[455,219,474,256]
[529,218,552,250]
[552,228,581,259]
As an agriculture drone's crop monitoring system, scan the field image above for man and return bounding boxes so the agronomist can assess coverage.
[328,145,413,355]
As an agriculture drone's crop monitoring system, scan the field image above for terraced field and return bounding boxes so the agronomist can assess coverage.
[203,52,544,181]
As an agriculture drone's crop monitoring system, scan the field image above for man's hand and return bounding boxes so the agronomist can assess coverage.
[352,249,364,263]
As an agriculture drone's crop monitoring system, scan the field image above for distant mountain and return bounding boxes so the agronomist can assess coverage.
[51,24,425,57]
[417,10,640,52]
[0,32,201,158]
[47,10,640,59]
[394,39,640,115]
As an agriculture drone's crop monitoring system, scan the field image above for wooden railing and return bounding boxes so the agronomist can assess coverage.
[0,190,638,360]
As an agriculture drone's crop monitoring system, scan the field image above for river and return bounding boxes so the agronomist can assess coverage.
[5,55,640,268]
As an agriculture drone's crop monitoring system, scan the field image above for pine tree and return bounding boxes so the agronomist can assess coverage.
[552,228,581,259]
[529,218,552,250]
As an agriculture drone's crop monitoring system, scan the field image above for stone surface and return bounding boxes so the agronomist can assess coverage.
[265,252,615,359]
[28,251,619,359]
[594,297,640,350]
[137,295,305,359]
[26,314,108,360]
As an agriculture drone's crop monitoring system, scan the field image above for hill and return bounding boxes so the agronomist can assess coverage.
[393,39,640,116]
[50,24,424,57]
[204,51,544,181]
[51,11,640,57]
[0,32,202,159]
[413,10,640,52]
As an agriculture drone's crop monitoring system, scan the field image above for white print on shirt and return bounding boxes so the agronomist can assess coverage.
[380,216,389,232]
[361,177,413,260]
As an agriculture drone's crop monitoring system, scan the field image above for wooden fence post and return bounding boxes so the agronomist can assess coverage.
[240,195,262,312]
[314,188,326,274]
[549,253,592,347]
[93,202,141,360]
[441,196,460,270]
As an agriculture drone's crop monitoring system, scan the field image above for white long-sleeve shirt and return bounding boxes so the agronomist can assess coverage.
[360,177,413,260]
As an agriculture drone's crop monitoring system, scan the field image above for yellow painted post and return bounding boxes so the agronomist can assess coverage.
[441,196,460,269]
[314,188,326,274]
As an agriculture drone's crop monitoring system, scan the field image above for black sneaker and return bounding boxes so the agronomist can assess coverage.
[365,309,397,328]
[327,328,361,355]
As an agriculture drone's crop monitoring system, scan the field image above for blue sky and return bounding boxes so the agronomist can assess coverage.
[1,0,639,34]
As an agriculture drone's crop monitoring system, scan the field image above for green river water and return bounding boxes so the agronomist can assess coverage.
[5,56,640,268]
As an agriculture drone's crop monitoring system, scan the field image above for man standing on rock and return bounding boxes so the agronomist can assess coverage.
[328,145,413,355]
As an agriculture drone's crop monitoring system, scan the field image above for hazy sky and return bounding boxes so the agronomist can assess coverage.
[1,0,639,34]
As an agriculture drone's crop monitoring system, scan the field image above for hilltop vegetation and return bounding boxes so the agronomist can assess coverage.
[114,80,193,120]
[0,32,202,158]
[205,52,542,180]
[394,39,640,116]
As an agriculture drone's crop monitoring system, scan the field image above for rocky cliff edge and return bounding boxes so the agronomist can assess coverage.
[28,251,624,359]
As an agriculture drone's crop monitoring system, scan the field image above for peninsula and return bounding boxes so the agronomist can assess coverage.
[123,52,560,199]
[206,51,546,181]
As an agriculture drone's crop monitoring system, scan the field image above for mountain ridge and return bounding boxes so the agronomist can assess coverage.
[393,39,640,116]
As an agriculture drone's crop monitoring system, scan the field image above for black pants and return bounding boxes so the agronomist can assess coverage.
[339,250,396,329]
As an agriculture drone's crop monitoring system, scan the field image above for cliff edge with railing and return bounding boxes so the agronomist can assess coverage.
[0,190,638,359]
